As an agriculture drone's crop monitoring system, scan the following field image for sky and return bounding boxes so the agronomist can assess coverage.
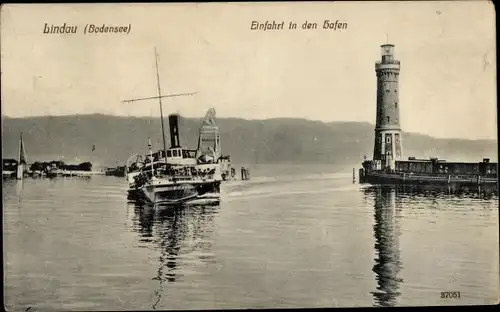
[1,1,497,140]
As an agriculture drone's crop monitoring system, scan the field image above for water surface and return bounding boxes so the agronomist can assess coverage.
[3,164,499,310]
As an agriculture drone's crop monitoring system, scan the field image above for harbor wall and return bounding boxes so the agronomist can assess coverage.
[359,169,498,188]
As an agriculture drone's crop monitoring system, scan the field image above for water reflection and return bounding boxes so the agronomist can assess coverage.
[364,184,497,307]
[390,184,498,200]
[131,203,219,310]
[15,180,24,198]
[365,186,403,307]
[134,204,155,244]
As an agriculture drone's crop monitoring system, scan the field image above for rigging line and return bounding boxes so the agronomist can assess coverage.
[121,92,197,103]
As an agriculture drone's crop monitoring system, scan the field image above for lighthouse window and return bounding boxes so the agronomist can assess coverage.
[395,134,400,143]
[386,89,390,93]
[387,116,390,123]
[386,136,391,143]
[395,102,398,108]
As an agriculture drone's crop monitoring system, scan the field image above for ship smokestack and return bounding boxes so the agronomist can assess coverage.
[168,114,181,148]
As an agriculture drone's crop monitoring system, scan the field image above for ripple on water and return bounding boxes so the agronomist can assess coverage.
[3,171,499,309]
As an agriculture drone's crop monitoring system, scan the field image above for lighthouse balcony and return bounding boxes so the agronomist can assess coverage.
[376,60,400,65]
[375,63,400,71]
[374,125,401,131]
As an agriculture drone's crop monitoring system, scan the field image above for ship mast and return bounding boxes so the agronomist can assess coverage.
[122,47,196,164]
[154,47,168,164]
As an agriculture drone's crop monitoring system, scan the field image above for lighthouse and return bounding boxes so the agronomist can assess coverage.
[373,43,402,170]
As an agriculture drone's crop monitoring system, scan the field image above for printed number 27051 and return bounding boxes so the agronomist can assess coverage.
[441,292,461,299]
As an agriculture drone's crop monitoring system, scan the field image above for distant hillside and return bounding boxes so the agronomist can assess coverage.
[1,114,497,168]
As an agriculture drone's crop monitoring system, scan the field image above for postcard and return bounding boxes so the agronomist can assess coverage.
[1,1,498,310]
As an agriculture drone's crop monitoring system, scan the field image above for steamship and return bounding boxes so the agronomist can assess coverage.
[123,49,226,205]
[126,112,224,205]
[358,43,498,189]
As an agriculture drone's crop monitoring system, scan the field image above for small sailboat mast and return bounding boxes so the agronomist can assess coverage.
[16,132,27,180]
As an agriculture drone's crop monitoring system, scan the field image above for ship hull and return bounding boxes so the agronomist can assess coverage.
[140,183,199,205]
[131,180,221,206]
